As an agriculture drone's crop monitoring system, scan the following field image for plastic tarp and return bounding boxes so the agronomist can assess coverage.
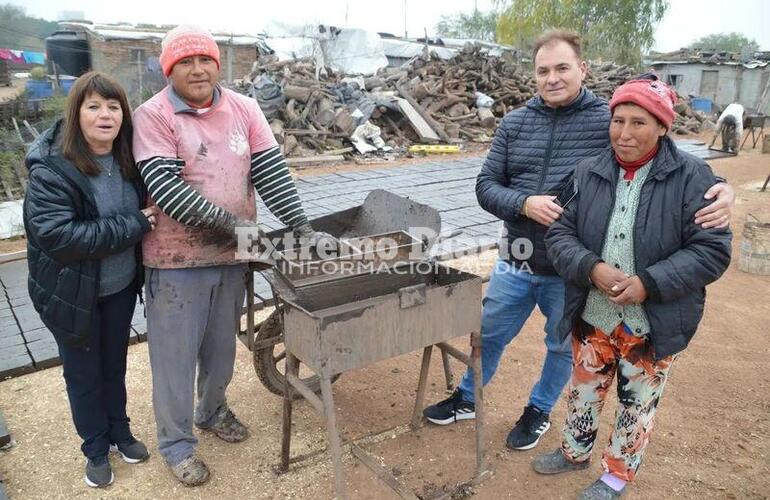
[319,28,388,76]
[260,23,388,76]
[380,38,455,60]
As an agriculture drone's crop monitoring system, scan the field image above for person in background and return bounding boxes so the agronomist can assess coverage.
[710,103,745,154]
[24,71,157,488]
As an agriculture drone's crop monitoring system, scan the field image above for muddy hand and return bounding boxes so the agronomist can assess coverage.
[141,206,159,231]
[293,224,339,253]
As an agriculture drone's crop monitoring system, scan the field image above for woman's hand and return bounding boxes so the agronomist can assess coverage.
[609,276,648,306]
[589,262,628,297]
[694,183,735,229]
[141,206,159,231]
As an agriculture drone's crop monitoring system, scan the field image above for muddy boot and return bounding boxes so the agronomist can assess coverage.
[171,455,210,486]
[578,479,625,499]
[198,407,249,443]
[532,449,590,475]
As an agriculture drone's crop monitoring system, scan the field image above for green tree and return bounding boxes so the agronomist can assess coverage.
[436,9,499,42]
[689,32,759,53]
[495,0,669,67]
[0,4,59,51]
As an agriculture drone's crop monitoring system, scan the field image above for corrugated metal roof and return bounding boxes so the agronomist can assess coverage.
[62,22,261,46]
[650,60,768,68]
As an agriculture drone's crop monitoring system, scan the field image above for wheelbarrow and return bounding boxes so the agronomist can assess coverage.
[238,189,452,398]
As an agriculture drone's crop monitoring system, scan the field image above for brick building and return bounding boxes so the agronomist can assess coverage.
[58,22,261,104]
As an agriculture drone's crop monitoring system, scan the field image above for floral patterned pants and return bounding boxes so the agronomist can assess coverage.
[560,321,675,481]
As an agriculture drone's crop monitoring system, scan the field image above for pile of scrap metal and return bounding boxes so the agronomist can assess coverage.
[233,45,705,160]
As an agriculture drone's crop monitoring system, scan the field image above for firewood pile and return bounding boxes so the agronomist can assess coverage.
[234,45,703,159]
[584,62,636,99]
[672,99,708,135]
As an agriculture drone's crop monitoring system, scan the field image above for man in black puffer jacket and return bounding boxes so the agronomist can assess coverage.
[422,30,736,452]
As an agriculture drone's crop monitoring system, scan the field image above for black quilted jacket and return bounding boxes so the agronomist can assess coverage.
[476,88,610,274]
[23,120,149,348]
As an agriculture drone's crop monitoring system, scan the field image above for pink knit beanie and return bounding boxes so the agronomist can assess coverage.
[159,25,220,77]
[610,79,677,130]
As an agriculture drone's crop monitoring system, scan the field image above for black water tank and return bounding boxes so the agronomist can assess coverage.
[46,31,91,77]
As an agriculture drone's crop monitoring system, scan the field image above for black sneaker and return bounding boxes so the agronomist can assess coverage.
[84,456,114,488]
[110,437,150,464]
[423,390,475,425]
[506,405,551,450]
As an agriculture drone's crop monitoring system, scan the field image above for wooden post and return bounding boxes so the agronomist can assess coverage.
[470,331,487,481]
[410,345,433,429]
[441,350,454,391]
[280,353,299,472]
[320,376,348,499]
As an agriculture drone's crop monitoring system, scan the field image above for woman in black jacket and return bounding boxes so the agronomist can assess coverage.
[533,77,731,499]
[23,72,158,488]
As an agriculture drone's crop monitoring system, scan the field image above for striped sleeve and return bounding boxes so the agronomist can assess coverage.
[250,146,309,228]
[138,156,237,235]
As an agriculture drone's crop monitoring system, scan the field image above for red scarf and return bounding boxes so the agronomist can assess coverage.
[189,97,214,109]
[615,143,659,180]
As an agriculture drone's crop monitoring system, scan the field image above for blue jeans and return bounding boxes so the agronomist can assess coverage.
[457,259,572,414]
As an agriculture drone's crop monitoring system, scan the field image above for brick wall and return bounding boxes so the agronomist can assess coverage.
[84,33,256,105]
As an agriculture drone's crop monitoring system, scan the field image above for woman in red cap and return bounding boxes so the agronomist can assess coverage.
[531,75,732,499]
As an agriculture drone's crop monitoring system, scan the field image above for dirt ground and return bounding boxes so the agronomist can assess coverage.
[0,139,768,499]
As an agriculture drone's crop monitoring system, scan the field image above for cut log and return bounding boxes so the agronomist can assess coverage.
[283,135,299,156]
[477,107,496,128]
[285,99,299,123]
[447,102,471,118]
[393,97,440,143]
[364,76,386,90]
[315,98,335,128]
[333,108,356,135]
[444,123,461,139]
[283,84,313,103]
[270,119,285,144]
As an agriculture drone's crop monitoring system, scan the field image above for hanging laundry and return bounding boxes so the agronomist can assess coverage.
[22,51,46,65]
[9,50,24,64]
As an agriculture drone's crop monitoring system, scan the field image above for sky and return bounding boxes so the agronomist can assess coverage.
[14,0,770,52]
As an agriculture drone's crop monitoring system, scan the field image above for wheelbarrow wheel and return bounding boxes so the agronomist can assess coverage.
[253,309,339,399]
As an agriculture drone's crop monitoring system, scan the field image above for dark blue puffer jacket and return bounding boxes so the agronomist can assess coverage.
[476,88,610,275]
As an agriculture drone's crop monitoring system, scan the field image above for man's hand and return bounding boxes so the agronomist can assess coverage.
[694,183,735,229]
[589,262,628,297]
[609,276,648,306]
[523,195,563,226]
[293,224,339,256]
[141,206,159,231]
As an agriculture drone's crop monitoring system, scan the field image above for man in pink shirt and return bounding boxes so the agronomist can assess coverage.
[133,25,323,486]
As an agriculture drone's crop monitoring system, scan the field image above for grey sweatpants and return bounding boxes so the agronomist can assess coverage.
[145,264,247,466]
